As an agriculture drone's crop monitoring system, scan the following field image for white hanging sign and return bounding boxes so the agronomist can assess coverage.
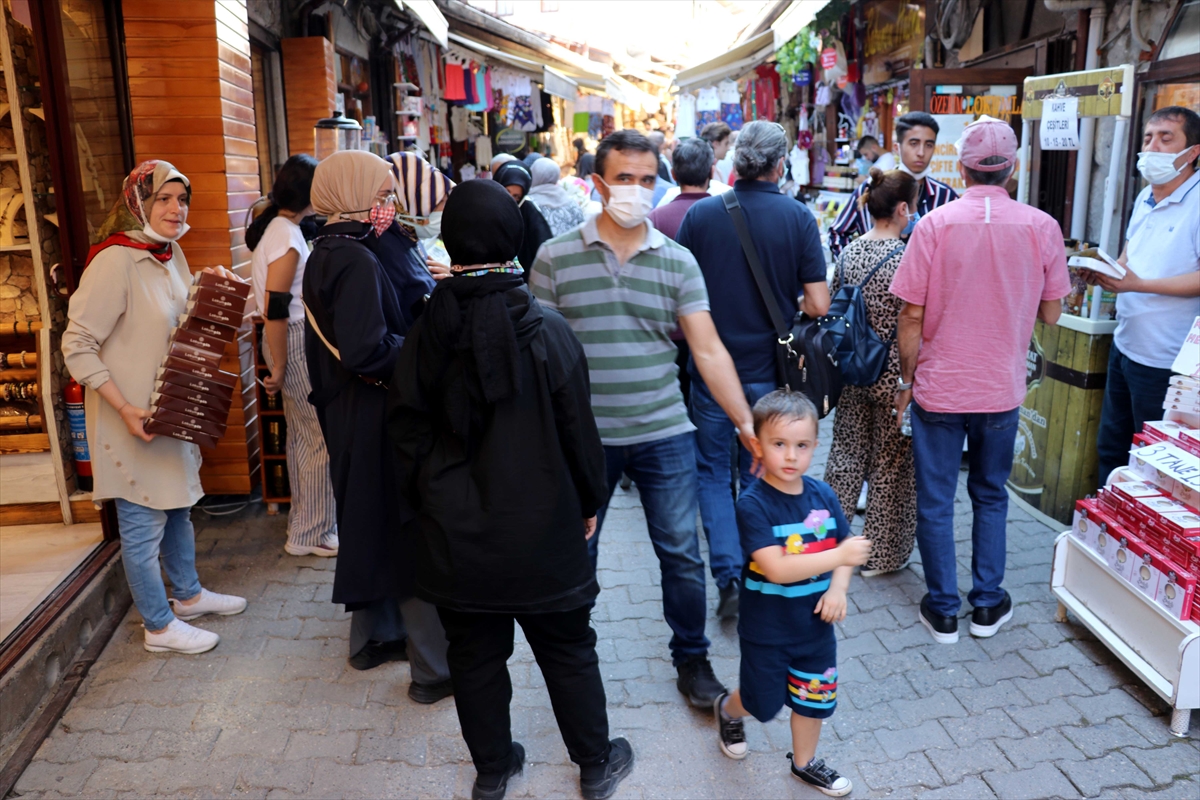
[1040,96,1080,151]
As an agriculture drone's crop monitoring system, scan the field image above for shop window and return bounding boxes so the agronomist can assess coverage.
[1159,0,1200,62]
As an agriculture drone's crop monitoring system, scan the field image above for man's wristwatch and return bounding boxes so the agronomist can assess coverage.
[897,379,913,391]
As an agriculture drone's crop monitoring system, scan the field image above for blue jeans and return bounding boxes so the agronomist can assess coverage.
[114,499,202,631]
[589,432,710,663]
[690,378,777,589]
[1096,344,1174,488]
[910,402,1018,617]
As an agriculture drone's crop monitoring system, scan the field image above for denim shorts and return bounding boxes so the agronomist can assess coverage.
[739,632,838,722]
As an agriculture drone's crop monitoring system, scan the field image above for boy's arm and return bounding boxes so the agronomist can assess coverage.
[750,538,870,585]
[815,564,854,623]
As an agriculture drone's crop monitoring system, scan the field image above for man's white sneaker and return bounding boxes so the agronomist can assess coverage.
[284,533,339,557]
[144,618,219,654]
[169,588,247,621]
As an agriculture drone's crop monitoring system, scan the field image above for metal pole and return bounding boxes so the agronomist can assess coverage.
[1018,119,1033,205]
[1070,6,1107,240]
[1097,115,1129,255]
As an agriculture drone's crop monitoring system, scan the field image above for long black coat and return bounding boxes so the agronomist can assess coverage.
[387,282,608,613]
[303,221,420,607]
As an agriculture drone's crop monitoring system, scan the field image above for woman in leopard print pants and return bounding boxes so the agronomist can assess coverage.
[824,168,919,576]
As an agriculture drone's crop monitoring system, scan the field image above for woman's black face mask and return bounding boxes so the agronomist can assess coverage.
[300,215,322,241]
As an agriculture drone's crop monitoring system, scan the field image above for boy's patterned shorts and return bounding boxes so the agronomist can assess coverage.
[739,633,837,722]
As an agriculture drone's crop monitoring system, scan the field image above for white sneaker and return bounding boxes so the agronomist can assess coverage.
[170,588,248,621]
[284,533,339,557]
[144,618,219,654]
[856,483,869,512]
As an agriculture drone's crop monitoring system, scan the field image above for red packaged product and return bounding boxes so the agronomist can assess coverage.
[157,362,237,390]
[166,340,221,370]
[170,327,229,361]
[1154,562,1196,621]
[187,300,243,330]
[190,282,251,315]
[179,313,239,343]
[153,380,232,415]
[144,417,220,449]
[150,406,227,441]
[151,391,230,425]
[193,270,252,300]
[156,368,236,402]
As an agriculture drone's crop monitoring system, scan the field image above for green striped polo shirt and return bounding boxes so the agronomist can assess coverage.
[530,215,710,446]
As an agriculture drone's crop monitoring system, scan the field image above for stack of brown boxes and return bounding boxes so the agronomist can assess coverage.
[145,272,252,450]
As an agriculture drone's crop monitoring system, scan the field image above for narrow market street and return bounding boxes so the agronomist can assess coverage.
[13,420,1199,800]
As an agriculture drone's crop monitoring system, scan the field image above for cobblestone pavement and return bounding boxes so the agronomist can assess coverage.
[14,418,1200,799]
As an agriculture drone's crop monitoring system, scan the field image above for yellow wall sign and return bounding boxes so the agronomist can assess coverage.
[1022,65,1135,120]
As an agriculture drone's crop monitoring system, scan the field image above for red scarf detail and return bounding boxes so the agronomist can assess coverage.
[86,232,173,267]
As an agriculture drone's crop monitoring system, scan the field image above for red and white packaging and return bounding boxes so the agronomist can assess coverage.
[1154,565,1196,621]
[1132,494,1190,524]
[1182,429,1200,457]
[1125,539,1165,599]
[1111,534,1137,580]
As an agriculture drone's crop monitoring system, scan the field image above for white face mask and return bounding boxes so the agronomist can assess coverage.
[596,177,654,229]
[138,185,190,242]
[897,159,930,182]
[415,210,442,240]
[1137,149,1194,186]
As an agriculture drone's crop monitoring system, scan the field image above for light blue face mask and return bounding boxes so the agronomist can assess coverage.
[902,209,921,237]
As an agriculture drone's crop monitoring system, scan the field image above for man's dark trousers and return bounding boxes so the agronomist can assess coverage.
[1096,344,1174,488]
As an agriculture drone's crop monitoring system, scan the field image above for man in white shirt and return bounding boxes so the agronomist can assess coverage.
[858,135,897,171]
[1090,106,1200,483]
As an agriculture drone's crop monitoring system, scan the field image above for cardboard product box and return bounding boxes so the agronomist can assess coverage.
[1108,482,1164,528]
[1143,420,1193,444]
[153,380,233,415]
[1125,538,1165,599]
[1072,500,1122,555]
[1155,566,1197,621]
[166,339,222,371]
[1159,511,1200,544]
[1171,374,1200,391]
[1132,494,1190,524]
[169,327,229,361]
[156,368,236,403]
[150,406,227,441]
[144,417,220,450]
[157,361,238,390]
[189,282,250,316]
[151,391,230,425]
[193,270,252,300]
[187,300,243,330]
[179,313,239,343]
[1131,433,1153,449]
[1110,534,1137,580]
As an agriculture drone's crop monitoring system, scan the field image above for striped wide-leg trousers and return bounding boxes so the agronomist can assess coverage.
[264,320,337,548]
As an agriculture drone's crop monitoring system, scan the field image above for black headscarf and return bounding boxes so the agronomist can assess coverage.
[424,180,531,417]
[493,162,532,200]
[576,153,595,181]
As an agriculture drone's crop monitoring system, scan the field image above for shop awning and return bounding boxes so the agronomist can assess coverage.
[672,30,774,94]
[399,0,448,48]
[447,32,542,82]
[771,1,824,51]
[543,66,578,100]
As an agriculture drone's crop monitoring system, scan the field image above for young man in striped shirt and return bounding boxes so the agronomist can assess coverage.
[531,130,757,710]
[828,112,958,258]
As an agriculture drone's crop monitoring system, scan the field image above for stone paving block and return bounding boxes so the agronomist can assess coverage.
[297,618,346,639]
[32,731,84,763]
[263,637,327,658]
[283,730,359,762]
[1059,752,1154,796]
[838,631,887,660]
[426,732,472,766]
[13,757,102,795]
[172,677,243,705]
[298,679,368,709]
[837,606,902,638]
[995,729,1087,764]
[920,636,991,668]
[1012,668,1093,702]
[874,719,954,759]
[890,689,969,726]
[838,673,915,711]
[1067,688,1162,725]
[212,727,291,759]
[1026,621,1075,648]
[829,702,905,740]
[941,708,1025,746]
[621,679,684,708]
[1122,742,1200,785]
[1120,779,1200,799]
[88,658,166,686]
[155,757,245,794]
[152,657,224,685]
[878,623,939,654]
[952,679,1031,713]
[1021,641,1098,675]
[982,762,1081,800]
[977,626,1048,659]
[1060,718,1154,758]
[965,653,1032,686]
[1007,696,1087,734]
[355,731,427,766]
[237,761,315,794]
[909,666,980,698]
[860,649,930,680]
[84,678,178,708]
[138,727,221,760]
[1067,661,1144,695]
[917,775,998,800]
[858,752,943,791]
[122,701,201,731]
[237,679,306,706]
[79,759,163,795]
[927,740,1013,784]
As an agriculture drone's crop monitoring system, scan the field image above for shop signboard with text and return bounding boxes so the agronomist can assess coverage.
[862,0,924,86]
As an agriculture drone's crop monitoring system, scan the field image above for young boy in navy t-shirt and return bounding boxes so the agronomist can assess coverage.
[715,390,871,797]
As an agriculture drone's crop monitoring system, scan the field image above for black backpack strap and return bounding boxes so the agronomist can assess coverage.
[721,192,791,345]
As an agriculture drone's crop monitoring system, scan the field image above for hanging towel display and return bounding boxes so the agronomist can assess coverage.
[696,86,720,128]
[444,61,466,101]
[675,93,697,139]
[718,79,743,131]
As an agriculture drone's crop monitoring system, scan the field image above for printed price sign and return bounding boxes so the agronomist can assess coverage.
[821,48,838,70]
[1039,96,1079,151]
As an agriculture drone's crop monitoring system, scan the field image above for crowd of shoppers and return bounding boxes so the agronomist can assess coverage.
[74,106,1197,799]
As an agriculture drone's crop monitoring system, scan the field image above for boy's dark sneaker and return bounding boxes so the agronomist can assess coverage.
[676,655,726,708]
[789,754,852,797]
[714,692,747,759]
[580,737,634,800]
[348,639,408,670]
[970,591,1014,638]
[472,742,524,800]
[408,678,453,704]
[918,594,959,645]
[716,583,739,620]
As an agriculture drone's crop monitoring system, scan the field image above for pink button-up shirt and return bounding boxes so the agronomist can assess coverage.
[889,185,1071,413]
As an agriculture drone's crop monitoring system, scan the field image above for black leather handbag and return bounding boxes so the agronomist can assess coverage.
[721,192,842,418]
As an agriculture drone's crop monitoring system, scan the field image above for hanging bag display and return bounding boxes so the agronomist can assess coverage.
[721,192,841,417]
[824,243,905,386]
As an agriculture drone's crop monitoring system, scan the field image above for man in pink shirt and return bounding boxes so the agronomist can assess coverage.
[890,117,1071,645]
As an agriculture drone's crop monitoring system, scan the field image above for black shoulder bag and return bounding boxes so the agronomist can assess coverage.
[721,191,842,418]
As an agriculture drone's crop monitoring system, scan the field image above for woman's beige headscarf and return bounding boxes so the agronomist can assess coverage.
[95,159,191,244]
[311,150,394,223]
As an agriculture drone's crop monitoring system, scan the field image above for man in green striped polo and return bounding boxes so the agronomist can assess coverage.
[530,130,758,711]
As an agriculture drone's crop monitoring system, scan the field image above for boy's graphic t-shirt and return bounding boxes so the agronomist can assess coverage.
[735,476,850,645]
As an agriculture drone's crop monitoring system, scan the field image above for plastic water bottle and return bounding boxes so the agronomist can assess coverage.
[900,405,912,437]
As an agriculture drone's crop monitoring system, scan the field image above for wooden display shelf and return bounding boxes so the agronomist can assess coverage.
[251,318,290,514]
[1051,532,1199,736]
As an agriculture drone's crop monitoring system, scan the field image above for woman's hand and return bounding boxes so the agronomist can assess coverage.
[584,516,598,540]
[119,403,155,442]
[202,265,240,282]
[426,258,452,282]
[263,368,285,395]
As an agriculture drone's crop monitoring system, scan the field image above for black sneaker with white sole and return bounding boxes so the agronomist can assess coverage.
[713,692,747,759]
[789,754,852,797]
[471,742,524,800]
[676,655,726,708]
[918,594,959,645]
[580,737,634,800]
[970,591,1013,638]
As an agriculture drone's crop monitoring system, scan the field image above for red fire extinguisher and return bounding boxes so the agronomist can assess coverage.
[64,379,93,492]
